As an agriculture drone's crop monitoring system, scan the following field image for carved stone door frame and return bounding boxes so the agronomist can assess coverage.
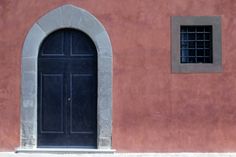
[20,4,112,150]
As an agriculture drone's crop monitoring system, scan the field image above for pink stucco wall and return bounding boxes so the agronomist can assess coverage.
[0,0,236,152]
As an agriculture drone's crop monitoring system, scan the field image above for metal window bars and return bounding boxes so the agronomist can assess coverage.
[180,26,213,63]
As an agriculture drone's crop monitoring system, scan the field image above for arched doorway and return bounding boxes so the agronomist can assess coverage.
[38,29,97,148]
[20,4,112,150]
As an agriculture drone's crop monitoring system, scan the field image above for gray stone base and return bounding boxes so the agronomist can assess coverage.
[2,152,236,157]
[15,148,115,154]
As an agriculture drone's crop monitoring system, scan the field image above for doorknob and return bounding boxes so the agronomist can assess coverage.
[68,98,71,101]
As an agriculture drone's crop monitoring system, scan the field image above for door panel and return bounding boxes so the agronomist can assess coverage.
[70,74,96,133]
[38,29,97,148]
[40,74,64,133]
[71,31,96,55]
[40,31,65,56]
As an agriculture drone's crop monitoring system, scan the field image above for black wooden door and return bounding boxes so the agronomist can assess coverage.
[37,29,97,148]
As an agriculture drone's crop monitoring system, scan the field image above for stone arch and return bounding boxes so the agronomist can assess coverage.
[20,4,112,150]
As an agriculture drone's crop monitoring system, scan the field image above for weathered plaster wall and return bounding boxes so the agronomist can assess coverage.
[0,0,236,152]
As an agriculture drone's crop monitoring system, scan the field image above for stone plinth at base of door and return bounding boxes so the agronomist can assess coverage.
[3,152,236,157]
[15,148,116,154]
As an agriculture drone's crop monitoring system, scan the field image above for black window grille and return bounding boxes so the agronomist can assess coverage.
[180,26,213,63]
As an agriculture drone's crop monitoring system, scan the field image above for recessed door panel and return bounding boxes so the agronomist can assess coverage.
[40,31,64,56]
[70,74,96,133]
[71,30,96,55]
[40,74,64,133]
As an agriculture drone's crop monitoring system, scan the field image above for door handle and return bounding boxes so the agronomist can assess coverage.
[67,98,71,101]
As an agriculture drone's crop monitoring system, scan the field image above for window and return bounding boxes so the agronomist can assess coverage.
[171,16,222,73]
[180,26,212,63]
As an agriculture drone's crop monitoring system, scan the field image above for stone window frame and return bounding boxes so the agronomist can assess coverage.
[19,4,113,151]
[171,16,222,73]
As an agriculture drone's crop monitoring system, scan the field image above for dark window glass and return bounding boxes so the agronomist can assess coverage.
[197,33,204,40]
[197,41,204,48]
[188,33,195,40]
[197,49,204,56]
[188,41,195,48]
[180,26,213,63]
[181,33,188,40]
